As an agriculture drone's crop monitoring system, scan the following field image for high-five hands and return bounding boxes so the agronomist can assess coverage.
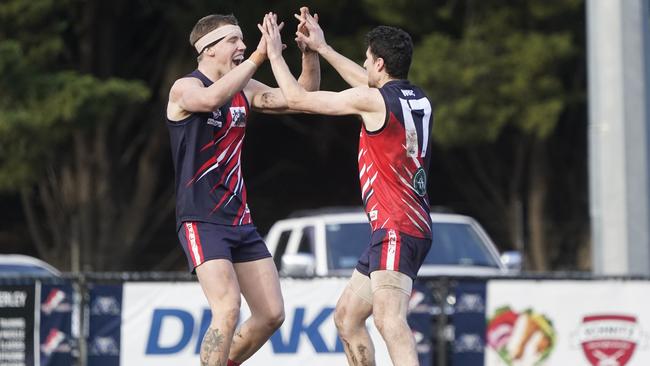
[258,12,285,60]
[294,9,326,54]
[255,12,286,62]
[295,7,319,53]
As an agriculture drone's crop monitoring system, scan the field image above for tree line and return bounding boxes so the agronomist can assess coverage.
[0,0,588,271]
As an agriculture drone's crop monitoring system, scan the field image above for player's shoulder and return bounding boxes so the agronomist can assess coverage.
[169,76,204,100]
[343,86,383,111]
[348,85,382,99]
[173,76,204,90]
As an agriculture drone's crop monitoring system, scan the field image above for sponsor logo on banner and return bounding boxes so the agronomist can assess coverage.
[122,280,394,365]
[456,293,485,313]
[573,314,648,366]
[145,307,344,355]
[455,333,484,353]
[41,289,71,314]
[90,336,120,356]
[487,306,556,366]
[0,290,27,307]
[41,328,71,355]
[91,295,121,315]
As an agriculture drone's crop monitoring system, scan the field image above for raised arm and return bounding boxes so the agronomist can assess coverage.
[295,7,320,91]
[261,13,384,130]
[246,9,320,114]
[167,35,268,120]
[295,11,368,88]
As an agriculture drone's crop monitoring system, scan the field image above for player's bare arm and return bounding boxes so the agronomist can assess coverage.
[261,13,385,131]
[295,11,368,88]
[245,8,321,114]
[167,28,272,121]
[245,53,320,114]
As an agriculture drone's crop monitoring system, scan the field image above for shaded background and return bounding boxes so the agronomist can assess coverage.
[0,0,588,272]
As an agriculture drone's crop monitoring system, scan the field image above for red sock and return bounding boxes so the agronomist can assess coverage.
[227,360,240,366]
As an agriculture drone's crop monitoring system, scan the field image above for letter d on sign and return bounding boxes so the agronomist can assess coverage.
[146,309,194,354]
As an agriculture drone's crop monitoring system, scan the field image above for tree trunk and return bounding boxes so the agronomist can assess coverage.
[527,139,549,271]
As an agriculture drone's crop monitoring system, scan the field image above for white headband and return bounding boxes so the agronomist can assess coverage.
[194,24,243,53]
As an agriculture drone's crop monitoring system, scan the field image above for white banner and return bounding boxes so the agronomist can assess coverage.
[121,278,391,366]
[485,280,650,366]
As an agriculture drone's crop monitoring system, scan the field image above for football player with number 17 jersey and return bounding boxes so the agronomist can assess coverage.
[262,11,433,366]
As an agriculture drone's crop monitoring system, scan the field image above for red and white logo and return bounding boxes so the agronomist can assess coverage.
[41,329,66,355]
[575,314,645,366]
[42,289,70,314]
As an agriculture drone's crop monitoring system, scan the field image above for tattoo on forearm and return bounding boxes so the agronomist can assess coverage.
[200,327,225,366]
[261,92,276,108]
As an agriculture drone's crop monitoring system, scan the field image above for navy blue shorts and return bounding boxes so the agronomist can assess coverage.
[178,221,271,273]
[356,229,431,280]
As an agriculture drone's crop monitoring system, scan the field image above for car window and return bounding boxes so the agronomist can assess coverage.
[326,223,371,270]
[424,222,500,267]
[297,226,315,254]
[273,230,291,270]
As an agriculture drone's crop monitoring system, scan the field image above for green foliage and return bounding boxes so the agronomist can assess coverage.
[362,0,580,147]
[0,0,149,190]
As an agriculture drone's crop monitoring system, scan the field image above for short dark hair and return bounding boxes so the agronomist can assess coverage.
[189,14,238,47]
[365,26,413,79]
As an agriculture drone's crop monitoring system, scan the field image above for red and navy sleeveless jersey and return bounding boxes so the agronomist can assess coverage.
[167,70,252,230]
[359,79,434,239]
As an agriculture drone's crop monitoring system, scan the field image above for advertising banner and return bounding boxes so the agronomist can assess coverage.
[453,280,488,366]
[39,284,76,366]
[486,280,650,366]
[87,284,122,366]
[0,284,35,366]
[119,278,394,366]
[410,280,435,366]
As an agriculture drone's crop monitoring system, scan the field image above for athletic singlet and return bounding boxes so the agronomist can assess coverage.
[167,70,252,230]
[358,79,434,238]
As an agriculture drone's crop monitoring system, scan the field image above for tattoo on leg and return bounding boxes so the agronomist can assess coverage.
[357,344,373,366]
[200,327,225,366]
[231,330,243,348]
[342,339,358,365]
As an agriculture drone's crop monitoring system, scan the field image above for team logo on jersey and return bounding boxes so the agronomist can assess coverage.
[401,89,415,97]
[413,167,427,197]
[230,106,246,127]
[207,110,222,127]
[369,210,378,221]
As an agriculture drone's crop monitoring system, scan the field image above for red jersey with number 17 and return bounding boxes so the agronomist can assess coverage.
[358,79,434,239]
